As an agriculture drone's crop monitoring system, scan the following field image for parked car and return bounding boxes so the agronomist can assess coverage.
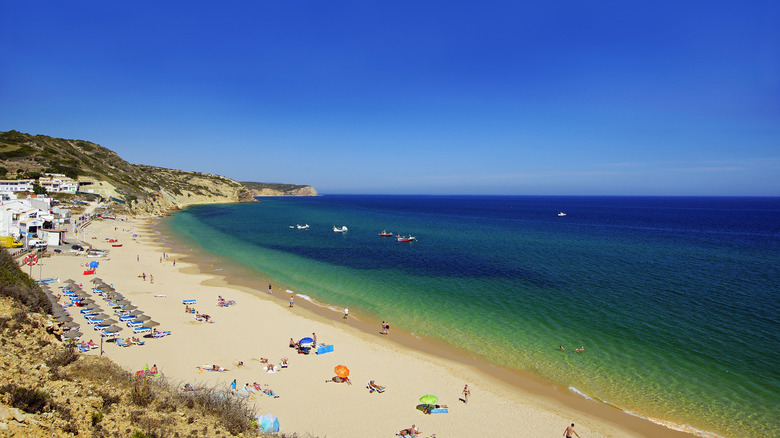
[28,239,47,249]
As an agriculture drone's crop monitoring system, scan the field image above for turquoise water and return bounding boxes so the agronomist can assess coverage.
[165,195,780,438]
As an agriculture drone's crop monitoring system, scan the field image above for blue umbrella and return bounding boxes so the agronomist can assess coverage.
[299,337,314,345]
[260,414,279,433]
[89,261,99,269]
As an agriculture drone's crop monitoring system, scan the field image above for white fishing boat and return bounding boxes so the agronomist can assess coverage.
[558,212,567,217]
[297,224,309,229]
[333,225,348,233]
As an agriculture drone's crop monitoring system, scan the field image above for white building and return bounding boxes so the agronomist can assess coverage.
[0,179,34,194]
[39,175,78,193]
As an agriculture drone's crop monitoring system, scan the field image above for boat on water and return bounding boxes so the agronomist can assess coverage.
[333,225,348,233]
[558,212,567,217]
[396,235,416,242]
[297,224,309,229]
[379,230,393,237]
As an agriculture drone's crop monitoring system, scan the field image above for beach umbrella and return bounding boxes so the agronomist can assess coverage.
[334,365,350,378]
[128,309,144,316]
[142,321,160,328]
[115,299,131,306]
[419,395,438,405]
[91,313,110,320]
[89,261,99,269]
[56,315,73,323]
[102,318,118,325]
[103,326,122,334]
[299,337,314,346]
[259,414,279,433]
[65,279,79,284]
[62,330,83,338]
[134,315,151,321]
[61,321,80,329]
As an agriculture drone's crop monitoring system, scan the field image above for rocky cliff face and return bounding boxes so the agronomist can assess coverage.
[248,186,318,197]
[0,131,319,217]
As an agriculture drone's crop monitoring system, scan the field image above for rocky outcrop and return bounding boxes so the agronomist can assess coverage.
[240,182,318,197]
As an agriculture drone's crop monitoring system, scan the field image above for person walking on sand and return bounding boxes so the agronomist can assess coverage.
[462,384,471,403]
[564,423,581,438]
[289,296,294,307]
[268,284,273,294]
[343,308,349,319]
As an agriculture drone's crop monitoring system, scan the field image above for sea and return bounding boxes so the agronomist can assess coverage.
[163,195,780,438]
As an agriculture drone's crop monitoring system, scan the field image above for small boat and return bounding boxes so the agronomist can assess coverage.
[379,230,393,237]
[296,224,310,229]
[333,225,348,233]
[558,212,567,217]
[111,243,123,247]
[36,277,59,284]
[396,235,416,242]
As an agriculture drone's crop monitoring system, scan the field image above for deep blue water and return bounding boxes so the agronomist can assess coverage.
[167,195,780,438]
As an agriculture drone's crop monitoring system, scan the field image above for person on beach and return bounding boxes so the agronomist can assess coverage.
[381,321,386,334]
[462,384,471,403]
[268,284,273,294]
[564,423,581,438]
[344,308,349,319]
[289,338,297,348]
[150,274,154,284]
[289,296,294,307]
[312,332,317,346]
[231,379,237,391]
[385,322,390,335]
[398,425,420,436]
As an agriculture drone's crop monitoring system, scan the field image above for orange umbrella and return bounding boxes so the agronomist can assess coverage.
[334,365,350,377]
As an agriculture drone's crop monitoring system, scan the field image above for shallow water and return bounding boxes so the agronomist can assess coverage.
[166,195,780,438]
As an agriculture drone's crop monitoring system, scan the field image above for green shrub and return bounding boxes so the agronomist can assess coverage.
[0,384,50,413]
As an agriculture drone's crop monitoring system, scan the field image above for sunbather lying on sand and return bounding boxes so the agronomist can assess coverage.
[326,376,352,384]
[398,425,420,436]
[368,380,385,392]
[182,383,203,391]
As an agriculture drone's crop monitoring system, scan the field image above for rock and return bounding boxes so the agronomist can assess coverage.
[13,411,25,423]
[0,405,15,421]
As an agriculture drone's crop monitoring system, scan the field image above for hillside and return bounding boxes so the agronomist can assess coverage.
[240,182,318,197]
[0,131,317,215]
[0,247,285,437]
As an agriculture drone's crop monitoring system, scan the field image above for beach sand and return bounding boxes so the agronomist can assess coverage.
[42,216,694,438]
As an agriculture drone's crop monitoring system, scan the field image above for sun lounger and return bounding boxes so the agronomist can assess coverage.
[127,321,144,328]
[182,299,196,305]
[101,331,120,338]
[429,408,448,414]
[116,338,130,347]
[316,344,334,355]
[94,324,110,331]
[366,382,386,393]
[80,308,97,314]
[133,327,152,335]
[119,315,136,322]
[153,330,171,338]
[78,345,90,352]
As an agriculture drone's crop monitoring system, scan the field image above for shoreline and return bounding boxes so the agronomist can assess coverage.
[154,216,701,438]
[46,215,701,437]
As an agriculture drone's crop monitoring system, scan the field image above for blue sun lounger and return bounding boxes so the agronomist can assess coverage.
[119,315,136,322]
[182,299,196,305]
[127,321,144,328]
[316,345,334,355]
[133,327,152,335]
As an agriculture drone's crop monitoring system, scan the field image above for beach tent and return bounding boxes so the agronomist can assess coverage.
[258,414,279,433]
[299,337,314,346]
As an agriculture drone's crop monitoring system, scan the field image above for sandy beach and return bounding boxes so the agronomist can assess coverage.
[40,216,694,438]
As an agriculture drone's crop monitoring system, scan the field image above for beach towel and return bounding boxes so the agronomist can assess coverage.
[316,345,334,355]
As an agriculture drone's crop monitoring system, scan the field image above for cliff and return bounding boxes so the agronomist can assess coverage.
[0,131,316,216]
[239,182,318,197]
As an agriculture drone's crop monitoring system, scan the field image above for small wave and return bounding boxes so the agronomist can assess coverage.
[568,386,594,401]
[622,410,725,438]
[295,294,313,303]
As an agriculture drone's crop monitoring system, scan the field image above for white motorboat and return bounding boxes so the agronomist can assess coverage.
[557,212,567,217]
[333,225,348,233]
[296,224,309,229]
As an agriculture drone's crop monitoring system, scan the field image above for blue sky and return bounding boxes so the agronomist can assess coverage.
[1,1,778,195]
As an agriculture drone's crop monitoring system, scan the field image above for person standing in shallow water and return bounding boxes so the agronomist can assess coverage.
[343,308,349,319]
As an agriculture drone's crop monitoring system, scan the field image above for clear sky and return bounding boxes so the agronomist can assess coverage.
[1,1,778,196]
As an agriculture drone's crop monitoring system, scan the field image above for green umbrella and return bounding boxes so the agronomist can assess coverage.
[419,395,438,405]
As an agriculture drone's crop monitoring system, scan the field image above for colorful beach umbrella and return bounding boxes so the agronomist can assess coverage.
[419,395,438,405]
[334,365,350,377]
